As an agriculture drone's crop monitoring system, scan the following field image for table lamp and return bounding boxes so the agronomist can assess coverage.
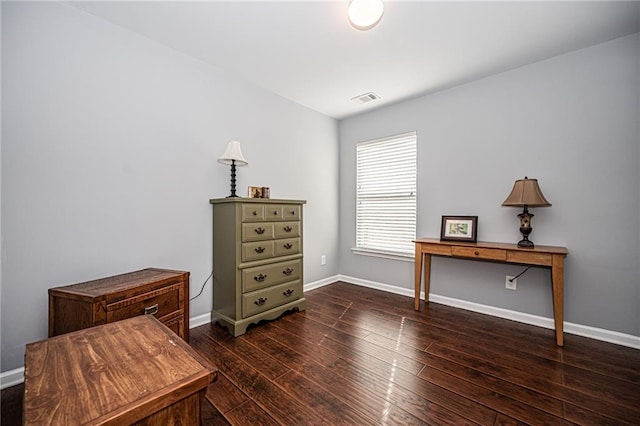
[502,177,551,248]
[218,140,248,198]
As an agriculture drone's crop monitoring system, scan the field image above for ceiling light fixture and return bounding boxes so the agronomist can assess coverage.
[348,0,384,31]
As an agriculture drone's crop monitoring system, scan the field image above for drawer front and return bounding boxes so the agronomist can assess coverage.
[242,204,265,222]
[242,223,275,242]
[162,314,185,338]
[265,205,284,221]
[274,221,300,239]
[507,250,552,266]
[242,259,302,293]
[451,246,506,261]
[420,243,452,256]
[107,283,182,323]
[242,280,303,318]
[242,241,275,262]
[274,238,301,257]
[283,205,301,220]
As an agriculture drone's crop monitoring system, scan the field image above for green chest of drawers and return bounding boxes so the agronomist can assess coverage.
[210,198,306,336]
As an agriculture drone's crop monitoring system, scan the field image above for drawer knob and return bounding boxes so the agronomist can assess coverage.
[254,297,268,306]
[254,273,268,282]
[290,210,296,215]
[252,211,257,216]
[284,243,293,249]
[255,246,266,253]
[283,267,294,276]
[144,303,159,316]
[283,289,294,297]
[273,211,278,215]
[474,251,480,256]
[255,227,265,234]
[283,226,292,232]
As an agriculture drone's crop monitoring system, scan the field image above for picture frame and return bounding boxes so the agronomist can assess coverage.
[440,216,478,242]
[261,187,270,199]
[248,186,271,198]
[248,186,263,198]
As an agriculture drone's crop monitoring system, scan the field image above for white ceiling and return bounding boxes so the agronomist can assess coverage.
[70,1,640,120]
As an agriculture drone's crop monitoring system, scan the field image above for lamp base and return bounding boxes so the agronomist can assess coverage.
[227,160,238,197]
[517,238,535,248]
[517,206,535,248]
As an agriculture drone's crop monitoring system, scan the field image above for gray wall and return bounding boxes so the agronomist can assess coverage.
[2,1,638,376]
[339,33,640,337]
[1,2,339,372]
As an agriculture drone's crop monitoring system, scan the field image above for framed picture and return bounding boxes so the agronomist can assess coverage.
[248,186,271,198]
[261,187,270,199]
[248,186,263,198]
[440,216,478,242]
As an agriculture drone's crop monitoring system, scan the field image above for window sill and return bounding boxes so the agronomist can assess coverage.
[351,247,414,262]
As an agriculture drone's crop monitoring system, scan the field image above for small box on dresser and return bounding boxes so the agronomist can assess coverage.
[48,268,190,341]
[210,197,306,336]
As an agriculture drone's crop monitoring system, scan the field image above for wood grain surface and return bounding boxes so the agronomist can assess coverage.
[24,315,214,425]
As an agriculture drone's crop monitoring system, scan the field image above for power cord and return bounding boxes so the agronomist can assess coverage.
[190,270,214,301]
[508,266,531,282]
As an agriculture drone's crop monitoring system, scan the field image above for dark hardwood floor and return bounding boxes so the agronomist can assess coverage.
[3,281,640,425]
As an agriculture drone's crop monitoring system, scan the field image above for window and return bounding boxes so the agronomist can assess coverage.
[355,131,417,257]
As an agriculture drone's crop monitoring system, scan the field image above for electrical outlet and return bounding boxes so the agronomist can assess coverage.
[505,275,517,290]
[321,255,326,265]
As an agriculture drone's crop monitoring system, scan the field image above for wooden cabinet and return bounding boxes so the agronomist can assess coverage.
[48,268,189,341]
[25,315,215,425]
[210,198,306,336]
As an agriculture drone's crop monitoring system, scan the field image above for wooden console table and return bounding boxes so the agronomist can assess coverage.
[414,238,568,346]
[24,315,217,425]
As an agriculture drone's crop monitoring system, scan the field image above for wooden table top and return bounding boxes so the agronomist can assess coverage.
[414,238,568,255]
[24,315,216,425]
[47,268,188,299]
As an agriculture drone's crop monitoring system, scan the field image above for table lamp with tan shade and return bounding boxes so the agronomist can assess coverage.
[502,177,551,248]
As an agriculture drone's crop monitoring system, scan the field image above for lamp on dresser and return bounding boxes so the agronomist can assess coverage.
[502,176,551,248]
[218,140,248,198]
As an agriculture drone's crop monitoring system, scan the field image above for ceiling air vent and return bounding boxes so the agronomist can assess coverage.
[351,92,380,104]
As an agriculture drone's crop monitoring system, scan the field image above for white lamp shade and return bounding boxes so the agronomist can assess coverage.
[348,0,384,31]
[218,140,248,166]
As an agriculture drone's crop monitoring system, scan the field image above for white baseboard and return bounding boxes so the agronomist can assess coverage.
[5,274,637,390]
[338,274,640,350]
[0,368,24,390]
[304,275,341,292]
[189,312,212,329]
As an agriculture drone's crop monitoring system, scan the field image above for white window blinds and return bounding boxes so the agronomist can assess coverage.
[356,131,417,256]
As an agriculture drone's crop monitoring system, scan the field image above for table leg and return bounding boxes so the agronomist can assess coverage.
[551,254,565,346]
[414,244,423,310]
[423,254,431,303]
